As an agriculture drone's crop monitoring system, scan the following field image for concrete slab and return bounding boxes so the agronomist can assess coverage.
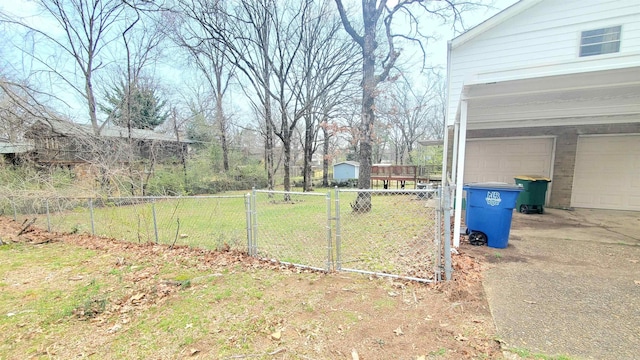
[462,208,640,359]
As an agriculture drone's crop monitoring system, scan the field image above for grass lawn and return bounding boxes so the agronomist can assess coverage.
[12,190,440,280]
[0,216,502,359]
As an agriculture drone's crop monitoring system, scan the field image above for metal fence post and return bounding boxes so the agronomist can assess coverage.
[334,186,341,271]
[443,186,452,281]
[251,187,258,257]
[244,193,252,255]
[326,191,332,272]
[152,199,159,244]
[89,199,95,235]
[46,199,51,232]
[12,198,17,221]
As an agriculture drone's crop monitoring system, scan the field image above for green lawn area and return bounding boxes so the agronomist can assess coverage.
[7,189,439,280]
[0,232,503,359]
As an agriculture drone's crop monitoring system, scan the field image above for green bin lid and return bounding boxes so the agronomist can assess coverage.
[514,175,551,182]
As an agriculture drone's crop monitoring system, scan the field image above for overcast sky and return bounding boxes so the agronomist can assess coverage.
[1,0,519,123]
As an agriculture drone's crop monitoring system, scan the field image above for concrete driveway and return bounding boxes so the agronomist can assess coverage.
[462,208,640,359]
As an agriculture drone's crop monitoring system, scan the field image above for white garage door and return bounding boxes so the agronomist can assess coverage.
[572,135,640,211]
[464,137,554,184]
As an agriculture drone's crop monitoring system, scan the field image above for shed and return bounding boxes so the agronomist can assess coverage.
[333,161,359,181]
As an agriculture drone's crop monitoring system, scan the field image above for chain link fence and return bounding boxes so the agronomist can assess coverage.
[0,195,248,251]
[248,189,332,271]
[336,188,442,281]
[1,186,453,282]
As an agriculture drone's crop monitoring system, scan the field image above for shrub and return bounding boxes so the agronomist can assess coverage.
[330,179,358,188]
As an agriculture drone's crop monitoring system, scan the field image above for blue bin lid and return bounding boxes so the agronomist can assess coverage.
[463,182,523,191]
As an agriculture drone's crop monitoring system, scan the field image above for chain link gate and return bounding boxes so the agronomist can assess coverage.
[335,188,443,282]
[246,187,452,282]
[247,189,333,271]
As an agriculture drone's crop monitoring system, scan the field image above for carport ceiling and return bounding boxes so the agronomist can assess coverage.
[461,66,640,128]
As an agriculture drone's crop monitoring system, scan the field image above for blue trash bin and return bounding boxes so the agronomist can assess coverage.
[463,182,523,248]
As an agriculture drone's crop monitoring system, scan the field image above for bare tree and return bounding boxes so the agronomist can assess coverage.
[1,0,125,135]
[378,72,444,165]
[0,0,165,136]
[334,0,469,211]
[171,2,234,172]
[295,0,360,191]
[178,0,279,189]
[0,77,61,143]
[179,0,356,195]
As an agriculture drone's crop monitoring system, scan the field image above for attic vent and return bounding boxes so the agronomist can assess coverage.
[580,26,621,57]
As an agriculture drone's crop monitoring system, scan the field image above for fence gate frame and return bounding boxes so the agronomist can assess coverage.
[247,189,333,272]
[245,186,452,282]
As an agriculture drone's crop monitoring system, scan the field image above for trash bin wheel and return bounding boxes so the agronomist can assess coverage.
[537,207,544,214]
[519,204,529,214]
[469,231,487,246]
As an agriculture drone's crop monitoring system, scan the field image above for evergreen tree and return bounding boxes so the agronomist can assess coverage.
[101,80,168,130]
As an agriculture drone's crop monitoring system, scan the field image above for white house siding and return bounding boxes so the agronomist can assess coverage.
[447,0,640,126]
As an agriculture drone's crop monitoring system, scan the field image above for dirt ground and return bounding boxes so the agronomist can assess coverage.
[462,208,640,360]
[0,216,502,360]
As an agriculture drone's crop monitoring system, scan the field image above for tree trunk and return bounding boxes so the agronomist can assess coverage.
[265,114,275,191]
[303,114,314,191]
[215,96,229,172]
[352,16,377,212]
[262,21,275,192]
[322,126,330,187]
[86,74,100,136]
[282,126,292,201]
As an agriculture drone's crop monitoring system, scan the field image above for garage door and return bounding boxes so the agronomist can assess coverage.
[571,135,640,211]
[464,137,554,184]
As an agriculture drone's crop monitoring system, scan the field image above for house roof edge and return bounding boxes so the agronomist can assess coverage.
[451,0,545,49]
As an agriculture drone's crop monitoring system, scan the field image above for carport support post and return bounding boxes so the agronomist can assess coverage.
[451,120,460,182]
[453,99,469,248]
[443,186,452,281]
[435,187,442,281]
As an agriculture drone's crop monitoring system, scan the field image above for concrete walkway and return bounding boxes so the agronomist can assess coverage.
[464,208,640,359]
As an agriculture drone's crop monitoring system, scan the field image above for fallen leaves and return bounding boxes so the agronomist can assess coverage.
[270,330,282,340]
[130,293,146,303]
[0,216,504,359]
[351,349,359,360]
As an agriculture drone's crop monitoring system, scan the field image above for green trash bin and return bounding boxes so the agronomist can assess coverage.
[514,175,551,214]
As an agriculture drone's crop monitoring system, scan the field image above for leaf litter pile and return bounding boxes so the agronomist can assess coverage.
[0,216,501,359]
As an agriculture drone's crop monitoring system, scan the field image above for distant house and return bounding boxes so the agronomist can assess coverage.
[23,118,191,165]
[0,140,34,165]
[333,161,359,181]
